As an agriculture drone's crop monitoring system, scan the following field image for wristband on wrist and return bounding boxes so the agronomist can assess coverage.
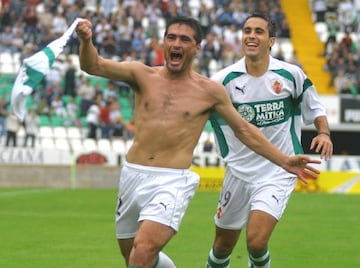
[318,131,330,137]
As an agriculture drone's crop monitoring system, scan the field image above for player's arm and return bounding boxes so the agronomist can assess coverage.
[212,82,320,181]
[310,115,333,160]
[76,19,143,85]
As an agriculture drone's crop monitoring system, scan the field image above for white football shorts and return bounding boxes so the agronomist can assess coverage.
[214,168,297,230]
[115,160,200,239]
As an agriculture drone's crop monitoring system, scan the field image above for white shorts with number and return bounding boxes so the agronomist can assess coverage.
[215,168,297,230]
[115,161,200,239]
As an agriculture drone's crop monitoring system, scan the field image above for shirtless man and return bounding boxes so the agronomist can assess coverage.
[76,16,320,268]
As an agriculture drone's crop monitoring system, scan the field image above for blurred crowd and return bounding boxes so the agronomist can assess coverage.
[312,0,360,95]
[0,0,291,145]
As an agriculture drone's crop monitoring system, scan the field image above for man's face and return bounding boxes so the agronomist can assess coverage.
[242,17,275,60]
[163,23,200,73]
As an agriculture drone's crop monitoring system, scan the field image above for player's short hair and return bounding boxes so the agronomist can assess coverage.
[164,16,203,44]
[242,13,277,38]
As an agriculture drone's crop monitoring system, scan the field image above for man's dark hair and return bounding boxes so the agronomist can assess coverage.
[242,13,277,38]
[164,16,203,44]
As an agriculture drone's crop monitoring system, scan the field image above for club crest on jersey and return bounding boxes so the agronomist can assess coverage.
[272,79,283,94]
[237,104,255,122]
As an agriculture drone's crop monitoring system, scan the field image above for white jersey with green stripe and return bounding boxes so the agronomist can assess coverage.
[210,56,326,182]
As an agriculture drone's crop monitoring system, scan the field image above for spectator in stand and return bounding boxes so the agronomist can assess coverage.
[51,95,67,118]
[0,96,8,140]
[0,3,14,31]
[312,0,327,22]
[216,3,234,27]
[12,31,24,53]
[94,17,111,52]
[323,13,338,56]
[47,57,65,89]
[5,111,21,147]
[117,16,134,56]
[100,0,118,19]
[52,9,68,37]
[334,69,357,94]
[199,32,220,77]
[339,31,354,54]
[145,37,165,66]
[77,77,96,116]
[108,96,125,138]
[103,80,119,101]
[94,82,104,100]
[37,4,54,29]
[86,97,101,139]
[99,99,112,139]
[197,2,213,36]
[103,29,118,58]
[130,0,146,30]
[131,27,147,59]
[338,0,356,32]
[232,4,250,29]
[145,1,162,38]
[45,81,61,107]
[65,96,80,126]
[36,95,51,118]
[223,23,238,44]
[66,97,79,119]
[209,19,224,39]
[23,108,40,147]
[64,56,77,97]
[23,4,39,43]
[0,25,16,53]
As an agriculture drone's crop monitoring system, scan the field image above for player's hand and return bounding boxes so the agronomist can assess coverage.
[310,133,333,160]
[76,19,93,41]
[283,155,321,184]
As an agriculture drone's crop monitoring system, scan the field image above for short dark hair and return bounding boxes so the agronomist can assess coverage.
[164,16,203,44]
[242,13,277,38]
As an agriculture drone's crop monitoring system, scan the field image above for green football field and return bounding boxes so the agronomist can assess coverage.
[0,188,359,267]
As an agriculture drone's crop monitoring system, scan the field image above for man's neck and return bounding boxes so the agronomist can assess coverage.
[245,56,270,77]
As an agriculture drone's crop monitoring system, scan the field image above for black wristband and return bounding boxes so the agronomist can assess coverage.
[318,131,330,137]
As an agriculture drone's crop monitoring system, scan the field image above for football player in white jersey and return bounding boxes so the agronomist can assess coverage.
[206,13,333,268]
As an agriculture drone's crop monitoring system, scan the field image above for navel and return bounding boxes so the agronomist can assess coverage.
[183,111,190,118]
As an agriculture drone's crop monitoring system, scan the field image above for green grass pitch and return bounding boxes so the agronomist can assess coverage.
[0,188,359,267]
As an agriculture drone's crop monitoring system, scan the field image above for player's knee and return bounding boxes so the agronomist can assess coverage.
[132,241,159,265]
[247,236,268,255]
[213,240,234,256]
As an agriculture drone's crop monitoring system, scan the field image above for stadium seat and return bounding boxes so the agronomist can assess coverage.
[83,138,98,152]
[69,138,84,152]
[111,139,127,154]
[55,138,71,151]
[51,115,64,126]
[97,138,112,152]
[67,127,82,139]
[315,22,328,42]
[39,126,54,138]
[39,115,51,126]
[141,16,149,29]
[40,137,56,149]
[53,126,68,139]
[0,52,15,73]
[280,40,294,62]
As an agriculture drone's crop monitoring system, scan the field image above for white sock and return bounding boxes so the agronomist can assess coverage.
[154,251,176,268]
[206,248,230,268]
[248,248,271,268]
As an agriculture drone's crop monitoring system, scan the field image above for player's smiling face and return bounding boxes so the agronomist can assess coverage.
[163,23,200,73]
[242,17,275,60]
